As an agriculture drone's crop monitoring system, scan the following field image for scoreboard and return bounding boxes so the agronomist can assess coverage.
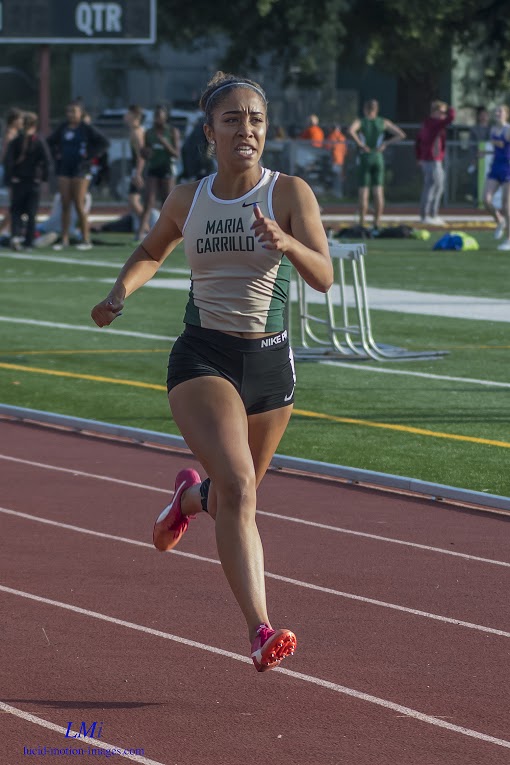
[0,0,156,44]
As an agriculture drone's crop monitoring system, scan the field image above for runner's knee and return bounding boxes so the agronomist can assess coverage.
[214,471,256,514]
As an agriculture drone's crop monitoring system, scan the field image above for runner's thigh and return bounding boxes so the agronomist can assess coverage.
[168,376,255,488]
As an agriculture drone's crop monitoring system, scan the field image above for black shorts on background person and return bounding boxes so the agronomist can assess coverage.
[4,112,50,250]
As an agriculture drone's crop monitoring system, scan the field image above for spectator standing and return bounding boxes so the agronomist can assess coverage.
[138,105,181,237]
[34,191,92,248]
[483,105,510,251]
[271,125,287,140]
[46,101,109,250]
[4,112,50,251]
[415,100,455,225]
[1,107,24,176]
[324,123,348,198]
[468,106,491,206]
[83,111,110,195]
[349,99,406,232]
[299,114,324,148]
[0,107,24,236]
[124,105,146,237]
[180,114,215,182]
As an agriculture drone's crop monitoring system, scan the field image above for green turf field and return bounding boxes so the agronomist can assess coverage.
[0,229,508,497]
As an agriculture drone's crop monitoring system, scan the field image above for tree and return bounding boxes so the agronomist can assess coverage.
[341,0,510,119]
[158,0,349,90]
[456,0,510,96]
[157,0,510,122]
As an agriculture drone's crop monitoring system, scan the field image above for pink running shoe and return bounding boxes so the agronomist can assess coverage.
[250,623,297,673]
[153,468,201,552]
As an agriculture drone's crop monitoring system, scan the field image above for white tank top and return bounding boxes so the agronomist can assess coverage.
[181,167,291,333]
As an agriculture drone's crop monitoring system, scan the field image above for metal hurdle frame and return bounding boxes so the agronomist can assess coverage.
[290,239,447,362]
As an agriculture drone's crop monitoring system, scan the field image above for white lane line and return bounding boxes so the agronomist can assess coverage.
[0,251,189,275]
[0,316,175,341]
[0,702,164,765]
[1,506,509,639]
[256,510,510,568]
[1,454,508,568]
[1,585,510,751]
[0,252,128,267]
[0,455,171,494]
[322,361,510,389]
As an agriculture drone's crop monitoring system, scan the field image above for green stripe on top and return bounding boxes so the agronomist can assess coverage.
[183,280,201,326]
[265,256,292,332]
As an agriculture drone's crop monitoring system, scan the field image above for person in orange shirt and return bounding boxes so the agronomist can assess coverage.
[300,114,324,147]
[324,123,347,198]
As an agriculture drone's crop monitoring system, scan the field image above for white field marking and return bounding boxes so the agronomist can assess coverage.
[145,278,510,323]
[1,505,510,640]
[1,586,510,751]
[0,252,127,268]
[0,701,165,765]
[322,361,510,389]
[4,247,508,320]
[0,454,171,493]
[99,277,189,290]
[0,314,507,389]
[0,316,175,342]
[256,509,510,567]
[0,251,190,275]
[1,454,509,568]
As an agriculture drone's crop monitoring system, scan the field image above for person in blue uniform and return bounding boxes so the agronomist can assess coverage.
[483,105,510,251]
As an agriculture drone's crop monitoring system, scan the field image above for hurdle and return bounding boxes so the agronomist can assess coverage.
[289,240,447,362]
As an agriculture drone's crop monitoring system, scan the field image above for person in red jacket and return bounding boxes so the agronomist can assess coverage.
[415,100,455,225]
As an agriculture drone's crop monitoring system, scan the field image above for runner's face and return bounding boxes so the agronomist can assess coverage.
[207,88,267,169]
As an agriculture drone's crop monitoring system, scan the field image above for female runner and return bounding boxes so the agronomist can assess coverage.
[91,71,333,672]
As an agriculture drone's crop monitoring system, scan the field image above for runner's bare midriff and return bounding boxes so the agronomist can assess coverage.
[222,331,276,338]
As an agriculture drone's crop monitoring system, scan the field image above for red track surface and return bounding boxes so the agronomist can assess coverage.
[1,418,510,765]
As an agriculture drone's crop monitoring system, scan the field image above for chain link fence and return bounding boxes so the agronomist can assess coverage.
[79,122,482,207]
[262,135,480,206]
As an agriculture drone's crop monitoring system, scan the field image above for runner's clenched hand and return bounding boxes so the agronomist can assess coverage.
[251,204,291,253]
[91,296,124,327]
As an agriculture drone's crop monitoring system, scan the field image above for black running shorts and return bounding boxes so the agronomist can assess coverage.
[167,325,296,415]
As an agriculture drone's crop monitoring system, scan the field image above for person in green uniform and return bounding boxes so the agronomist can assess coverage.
[138,105,181,236]
[349,99,405,232]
